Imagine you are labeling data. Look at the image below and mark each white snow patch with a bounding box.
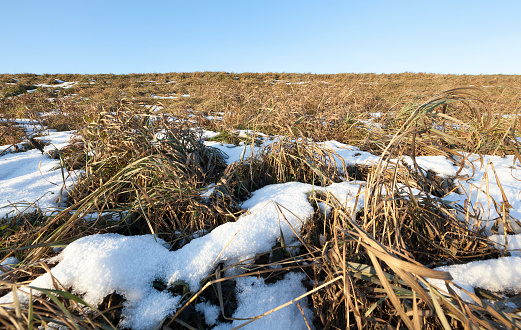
[0,234,177,330]
[443,154,521,232]
[195,301,220,326]
[200,183,216,198]
[213,272,314,329]
[150,94,177,99]
[402,155,459,178]
[0,130,76,218]
[489,234,521,257]
[201,130,221,139]
[0,257,20,276]
[428,257,521,302]
[321,140,380,167]
[204,141,259,164]
[35,81,77,89]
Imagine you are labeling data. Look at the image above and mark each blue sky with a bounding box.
[2,0,521,74]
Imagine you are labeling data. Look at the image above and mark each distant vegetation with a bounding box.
[2,72,520,153]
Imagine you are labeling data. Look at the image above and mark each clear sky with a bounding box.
[2,0,521,75]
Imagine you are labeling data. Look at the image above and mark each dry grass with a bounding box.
[216,135,347,201]
[0,278,118,329]
[1,72,521,329]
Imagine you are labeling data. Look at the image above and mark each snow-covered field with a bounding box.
[1,116,521,329]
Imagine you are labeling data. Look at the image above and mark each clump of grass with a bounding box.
[0,279,117,329]
[299,89,519,329]
[357,87,521,158]
[40,97,90,132]
[217,135,346,201]
[304,191,518,329]
[0,105,241,271]
[360,88,512,262]
[0,121,25,147]
[309,187,500,268]
[56,107,237,243]
[1,85,28,98]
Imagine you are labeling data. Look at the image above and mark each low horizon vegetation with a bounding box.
[0,72,520,329]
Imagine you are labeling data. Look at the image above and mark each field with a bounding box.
[0,72,521,329]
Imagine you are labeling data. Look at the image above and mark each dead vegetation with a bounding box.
[1,72,521,329]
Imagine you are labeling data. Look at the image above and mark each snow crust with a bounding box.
[324,140,521,232]
[149,94,177,99]
[22,234,177,330]
[205,140,260,164]
[0,257,20,276]
[440,154,521,232]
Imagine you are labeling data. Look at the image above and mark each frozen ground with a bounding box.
[1,119,521,329]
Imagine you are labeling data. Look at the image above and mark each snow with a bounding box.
[324,139,521,232]
[149,94,177,99]
[322,140,380,166]
[165,181,362,290]
[402,155,459,178]
[0,234,179,330]
[502,113,521,119]
[35,81,77,89]
[142,104,163,112]
[200,183,216,198]
[2,117,521,328]
[443,154,521,232]
[0,118,45,136]
[213,272,313,329]
[201,129,221,139]
[195,301,220,326]
[0,129,76,218]
[205,115,223,120]
[427,256,521,302]
[205,140,260,164]
[489,234,521,256]
[0,257,20,277]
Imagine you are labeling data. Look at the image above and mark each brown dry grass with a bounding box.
[1,72,521,329]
